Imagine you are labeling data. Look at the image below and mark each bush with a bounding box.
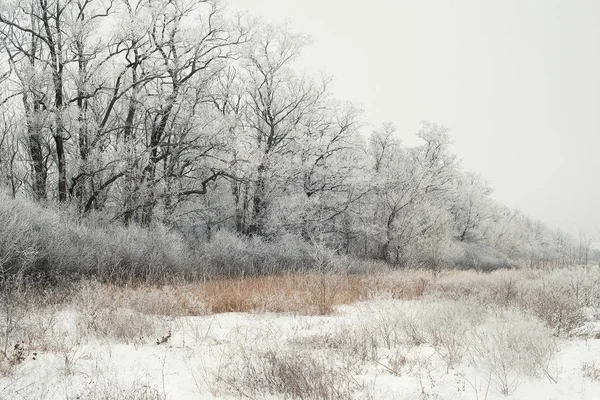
[219,345,368,399]
[198,230,317,276]
[0,194,193,282]
[466,309,556,396]
[519,274,586,337]
[0,205,38,275]
[73,281,161,343]
[76,380,165,400]
[456,242,514,270]
[296,322,380,363]
[430,269,530,307]
[582,361,600,381]
[420,300,484,370]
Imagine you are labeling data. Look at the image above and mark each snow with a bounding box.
[1,300,600,400]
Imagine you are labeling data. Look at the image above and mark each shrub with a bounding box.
[0,277,71,376]
[0,205,38,275]
[428,269,531,306]
[456,242,514,270]
[297,322,380,363]
[198,230,317,277]
[73,281,160,343]
[0,193,193,283]
[582,361,600,381]
[218,345,369,399]
[76,380,165,400]
[77,307,158,343]
[466,309,556,396]
[519,277,586,337]
[420,300,484,370]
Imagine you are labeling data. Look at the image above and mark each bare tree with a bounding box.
[235,25,326,235]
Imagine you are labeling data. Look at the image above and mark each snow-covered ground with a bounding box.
[1,294,600,400]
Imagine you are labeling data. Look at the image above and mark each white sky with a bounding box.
[227,0,600,243]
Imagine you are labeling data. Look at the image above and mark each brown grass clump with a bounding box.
[192,270,440,315]
[88,269,437,317]
[193,274,362,315]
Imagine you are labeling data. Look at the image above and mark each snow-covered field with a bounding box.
[1,267,600,400]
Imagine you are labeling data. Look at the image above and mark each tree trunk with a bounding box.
[248,164,266,236]
[55,133,67,202]
[24,95,47,201]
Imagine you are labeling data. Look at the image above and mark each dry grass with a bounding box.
[217,344,371,399]
[65,267,591,320]
[196,274,361,315]
[3,265,591,352]
[100,270,437,316]
[582,361,600,381]
[75,379,166,400]
[0,266,590,399]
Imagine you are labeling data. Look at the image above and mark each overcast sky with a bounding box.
[228,0,600,243]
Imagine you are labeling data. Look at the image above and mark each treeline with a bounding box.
[0,0,579,272]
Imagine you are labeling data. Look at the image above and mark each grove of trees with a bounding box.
[0,0,580,270]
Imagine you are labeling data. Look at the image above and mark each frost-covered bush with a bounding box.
[198,230,339,277]
[368,299,486,369]
[73,280,161,343]
[0,203,38,275]
[298,322,380,363]
[456,242,514,270]
[582,361,600,382]
[416,300,485,369]
[429,269,533,306]
[77,307,158,343]
[466,309,556,396]
[430,267,588,337]
[76,380,165,400]
[368,305,407,350]
[0,194,193,282]
[544,266,600,308]
[219,345,368,399]
[519,282,585,337]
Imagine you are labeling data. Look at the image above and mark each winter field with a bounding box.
[0,266,599,400]
[1,0,599,398]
